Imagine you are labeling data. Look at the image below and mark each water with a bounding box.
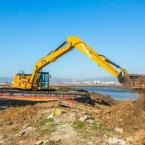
[70,86,138,100]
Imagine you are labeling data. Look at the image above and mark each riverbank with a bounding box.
[0,90,145,145]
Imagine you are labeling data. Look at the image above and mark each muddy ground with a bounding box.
[0,89,145,145]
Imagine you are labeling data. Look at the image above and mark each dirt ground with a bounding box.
[0,92,145,145]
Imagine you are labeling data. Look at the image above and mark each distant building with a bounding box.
[93,80,101,84]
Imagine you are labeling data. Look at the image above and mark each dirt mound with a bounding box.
[0,106,39,126]
[136,93,145,111]
[100,98,145,136]
[90,92,116,106]
[0,102,57,126]
[116,75,145,138]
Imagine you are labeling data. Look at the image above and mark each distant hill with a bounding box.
[50,76,118,83]
[0,77,12,83]
[79,77,118,82]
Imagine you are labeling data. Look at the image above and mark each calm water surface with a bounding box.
[70,86,138,100]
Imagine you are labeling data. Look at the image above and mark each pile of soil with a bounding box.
[99,93,145,137]
[89,92,116,106]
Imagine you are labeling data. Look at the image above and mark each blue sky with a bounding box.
[0,0,145,79]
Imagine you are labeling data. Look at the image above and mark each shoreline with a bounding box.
[50,84,123,88]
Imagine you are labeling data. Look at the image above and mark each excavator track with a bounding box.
[0,87,93,104]
[0,88,89,96]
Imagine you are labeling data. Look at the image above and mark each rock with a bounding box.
[126,138,134,144]
[47,109,62,119]
[86,119,94,124]
[88,141,94,145]
[19,141,25,144]
[107,137,126,145]
[0,141,4,144]
[0,135,6,140]
[115,127,124,134]
[52,109,62,116]
[34,140,49,145]
[79,114,91,122]
[16,126,35,137]
[50,125,78,144]
[16,130,25,136]
[47,113,55,119]
[118,119,123,122]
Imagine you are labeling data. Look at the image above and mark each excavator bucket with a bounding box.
[120,74,145,92]
[129,74,145,91]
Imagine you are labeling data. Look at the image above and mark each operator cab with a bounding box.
[37,72,50,89]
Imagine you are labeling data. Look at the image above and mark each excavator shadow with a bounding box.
[0,95,114,111]
[0,99,46,110]
[75,94,113,107]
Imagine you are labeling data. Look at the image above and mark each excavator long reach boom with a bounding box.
[12,36,145,91]
[30,36,126,84]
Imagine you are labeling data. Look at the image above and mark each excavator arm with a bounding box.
[29,41,73,85]
[30,36,127,87]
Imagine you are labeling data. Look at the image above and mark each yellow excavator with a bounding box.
[12,36,145,92]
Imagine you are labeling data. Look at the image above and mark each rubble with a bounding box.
[107,137,127,145]
[16,126,35,137]
[79,114,91,122]
[34,140,49,145]
[115,127,124,134]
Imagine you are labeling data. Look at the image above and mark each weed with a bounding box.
[37,140,60,145]
[73,121,86,130]
[40,118,54,126]
[142,136,145,144]
[35,117,57,135]
[90,123,111,135]
[13,127,21,133]
[45,140,60,145]
[73,120,113,138]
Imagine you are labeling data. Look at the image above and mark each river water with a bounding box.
[70,86,138,100]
